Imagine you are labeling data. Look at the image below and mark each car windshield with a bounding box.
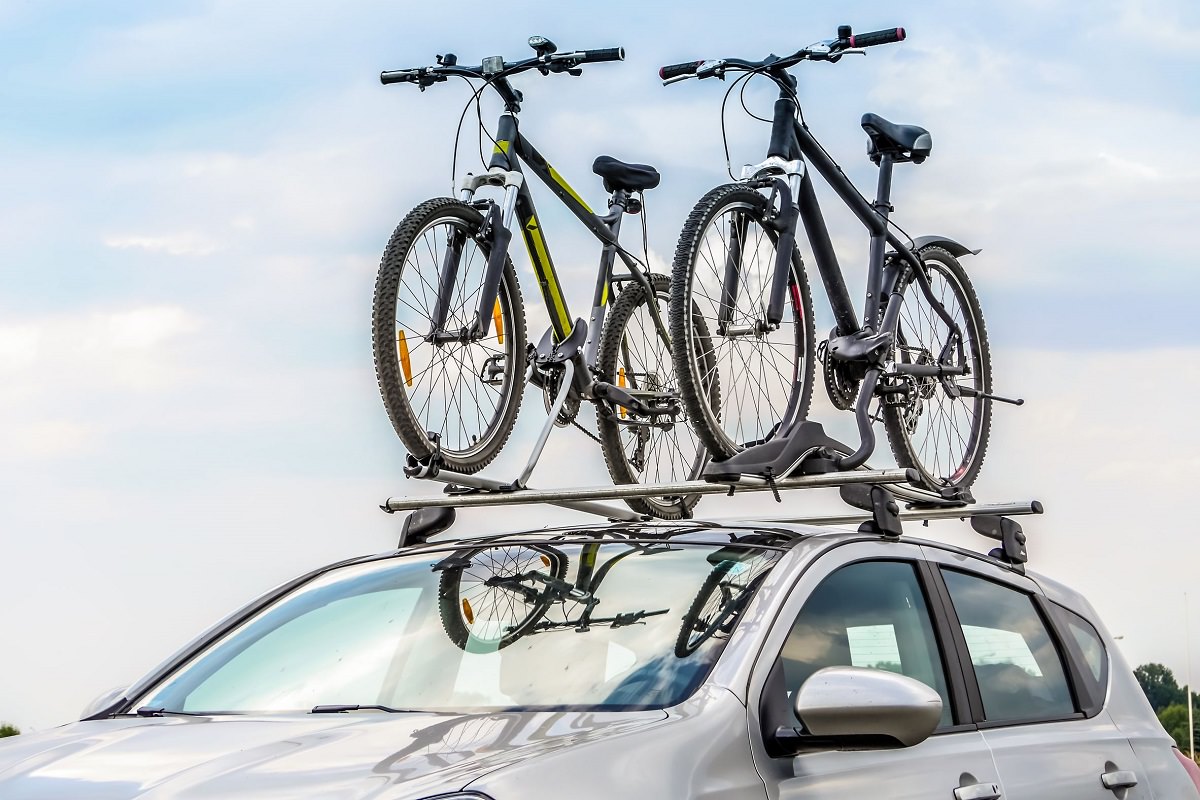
[136,539,780,714]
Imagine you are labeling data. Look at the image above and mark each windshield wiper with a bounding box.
[310,704,416,714]
[134,706,209,718]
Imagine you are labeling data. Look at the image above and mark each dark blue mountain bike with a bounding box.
[661,26,1020,499]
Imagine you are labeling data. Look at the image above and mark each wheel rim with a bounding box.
[445,546,558,650]
[893,259,986,484]
[615,287,705,497]
[392,215,518,458]
[685,200,806,453]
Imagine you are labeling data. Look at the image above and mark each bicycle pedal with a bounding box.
[593,381,652,416]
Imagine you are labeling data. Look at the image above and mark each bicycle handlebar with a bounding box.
[381,45,624,87]
[659,24,904,85]
[659,60,703,80]
[581,47,625,63]
[849,27,905,48]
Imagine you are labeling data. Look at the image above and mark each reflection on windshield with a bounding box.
[137,540,780,714]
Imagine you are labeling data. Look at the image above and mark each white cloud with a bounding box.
[103,233,220,257]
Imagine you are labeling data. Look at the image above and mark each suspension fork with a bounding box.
[469,184,520,340]
[717,167,805,334]
[718,212,749,334]
[765,176,801,327]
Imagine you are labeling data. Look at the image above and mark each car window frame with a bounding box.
[1045,601,1109,717]
[745,540,978,755]
[927,561,1089,729]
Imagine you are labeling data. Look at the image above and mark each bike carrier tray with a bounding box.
[383,465,922,521]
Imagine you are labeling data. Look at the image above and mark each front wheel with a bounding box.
[437,545,568,652]
[371,198,527,474]
[669,184,817,460]
[882,246,992,491]
[596,274,707,520]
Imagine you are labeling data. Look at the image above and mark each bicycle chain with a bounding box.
[571,416,603,445]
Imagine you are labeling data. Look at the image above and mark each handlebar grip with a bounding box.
[380,70,415,85]
[848,27,906,48]
[659,60,702,80]
[582,47,625,63]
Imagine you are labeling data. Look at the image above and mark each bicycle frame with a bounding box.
[725,81,967,466]
[442,112,666,366]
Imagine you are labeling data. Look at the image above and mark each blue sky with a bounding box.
[1,0,1198,731]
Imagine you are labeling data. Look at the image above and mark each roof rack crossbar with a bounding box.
[744,500,1043,528]
[383,467,918,517]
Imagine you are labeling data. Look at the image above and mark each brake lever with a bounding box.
[695,59,726,80]
[662,74,694,86]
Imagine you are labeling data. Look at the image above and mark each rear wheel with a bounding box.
[882,246,992,491]
[372,198,527,474]
[597,274,707,520]
[669,184,816,460]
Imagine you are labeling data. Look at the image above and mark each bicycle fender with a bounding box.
[911,235,980,258]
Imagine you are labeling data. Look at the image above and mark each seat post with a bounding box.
[873,153,895,220]
[863,152,895,329]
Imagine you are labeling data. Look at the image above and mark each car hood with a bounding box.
[0,709,668,799]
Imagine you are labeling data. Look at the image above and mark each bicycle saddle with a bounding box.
[861,113,932,164]
[592,155,661,193]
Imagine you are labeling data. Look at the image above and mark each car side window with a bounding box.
[941,569,1075,723]
[1050,603,1109,711]
[778,560,952,727]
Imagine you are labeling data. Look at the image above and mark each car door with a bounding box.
[746,541,1004,800]
[923,546,1152,800]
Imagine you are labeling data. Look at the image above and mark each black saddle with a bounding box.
[861,113,932,164]
[592,155,660,193]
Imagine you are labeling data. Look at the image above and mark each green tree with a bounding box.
[1135,663,1187,712]
[0,724,18,738]
[1158,704,1197,752]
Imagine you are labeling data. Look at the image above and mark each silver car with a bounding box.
[2,522,1197,799]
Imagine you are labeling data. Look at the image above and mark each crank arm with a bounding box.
[892,362,967,377]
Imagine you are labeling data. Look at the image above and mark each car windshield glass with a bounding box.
[136,539,779,714]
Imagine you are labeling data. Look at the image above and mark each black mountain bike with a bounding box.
[661,26,1019,498]
[372,38,708,519]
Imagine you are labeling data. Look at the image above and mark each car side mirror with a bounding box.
[783,666,942,750]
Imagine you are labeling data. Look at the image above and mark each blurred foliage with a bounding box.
[1136,662,1190,711]
[0,724,18,738]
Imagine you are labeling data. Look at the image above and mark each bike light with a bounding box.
[397,329,413,387]
[527,35,556,56]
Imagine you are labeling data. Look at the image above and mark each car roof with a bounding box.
[388,518,1090,613]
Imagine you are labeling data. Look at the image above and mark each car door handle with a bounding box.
[954,783,1002,800]
[1101,770,1138,790]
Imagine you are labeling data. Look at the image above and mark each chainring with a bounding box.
[819,336,861,411]
[541,367,581,427]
